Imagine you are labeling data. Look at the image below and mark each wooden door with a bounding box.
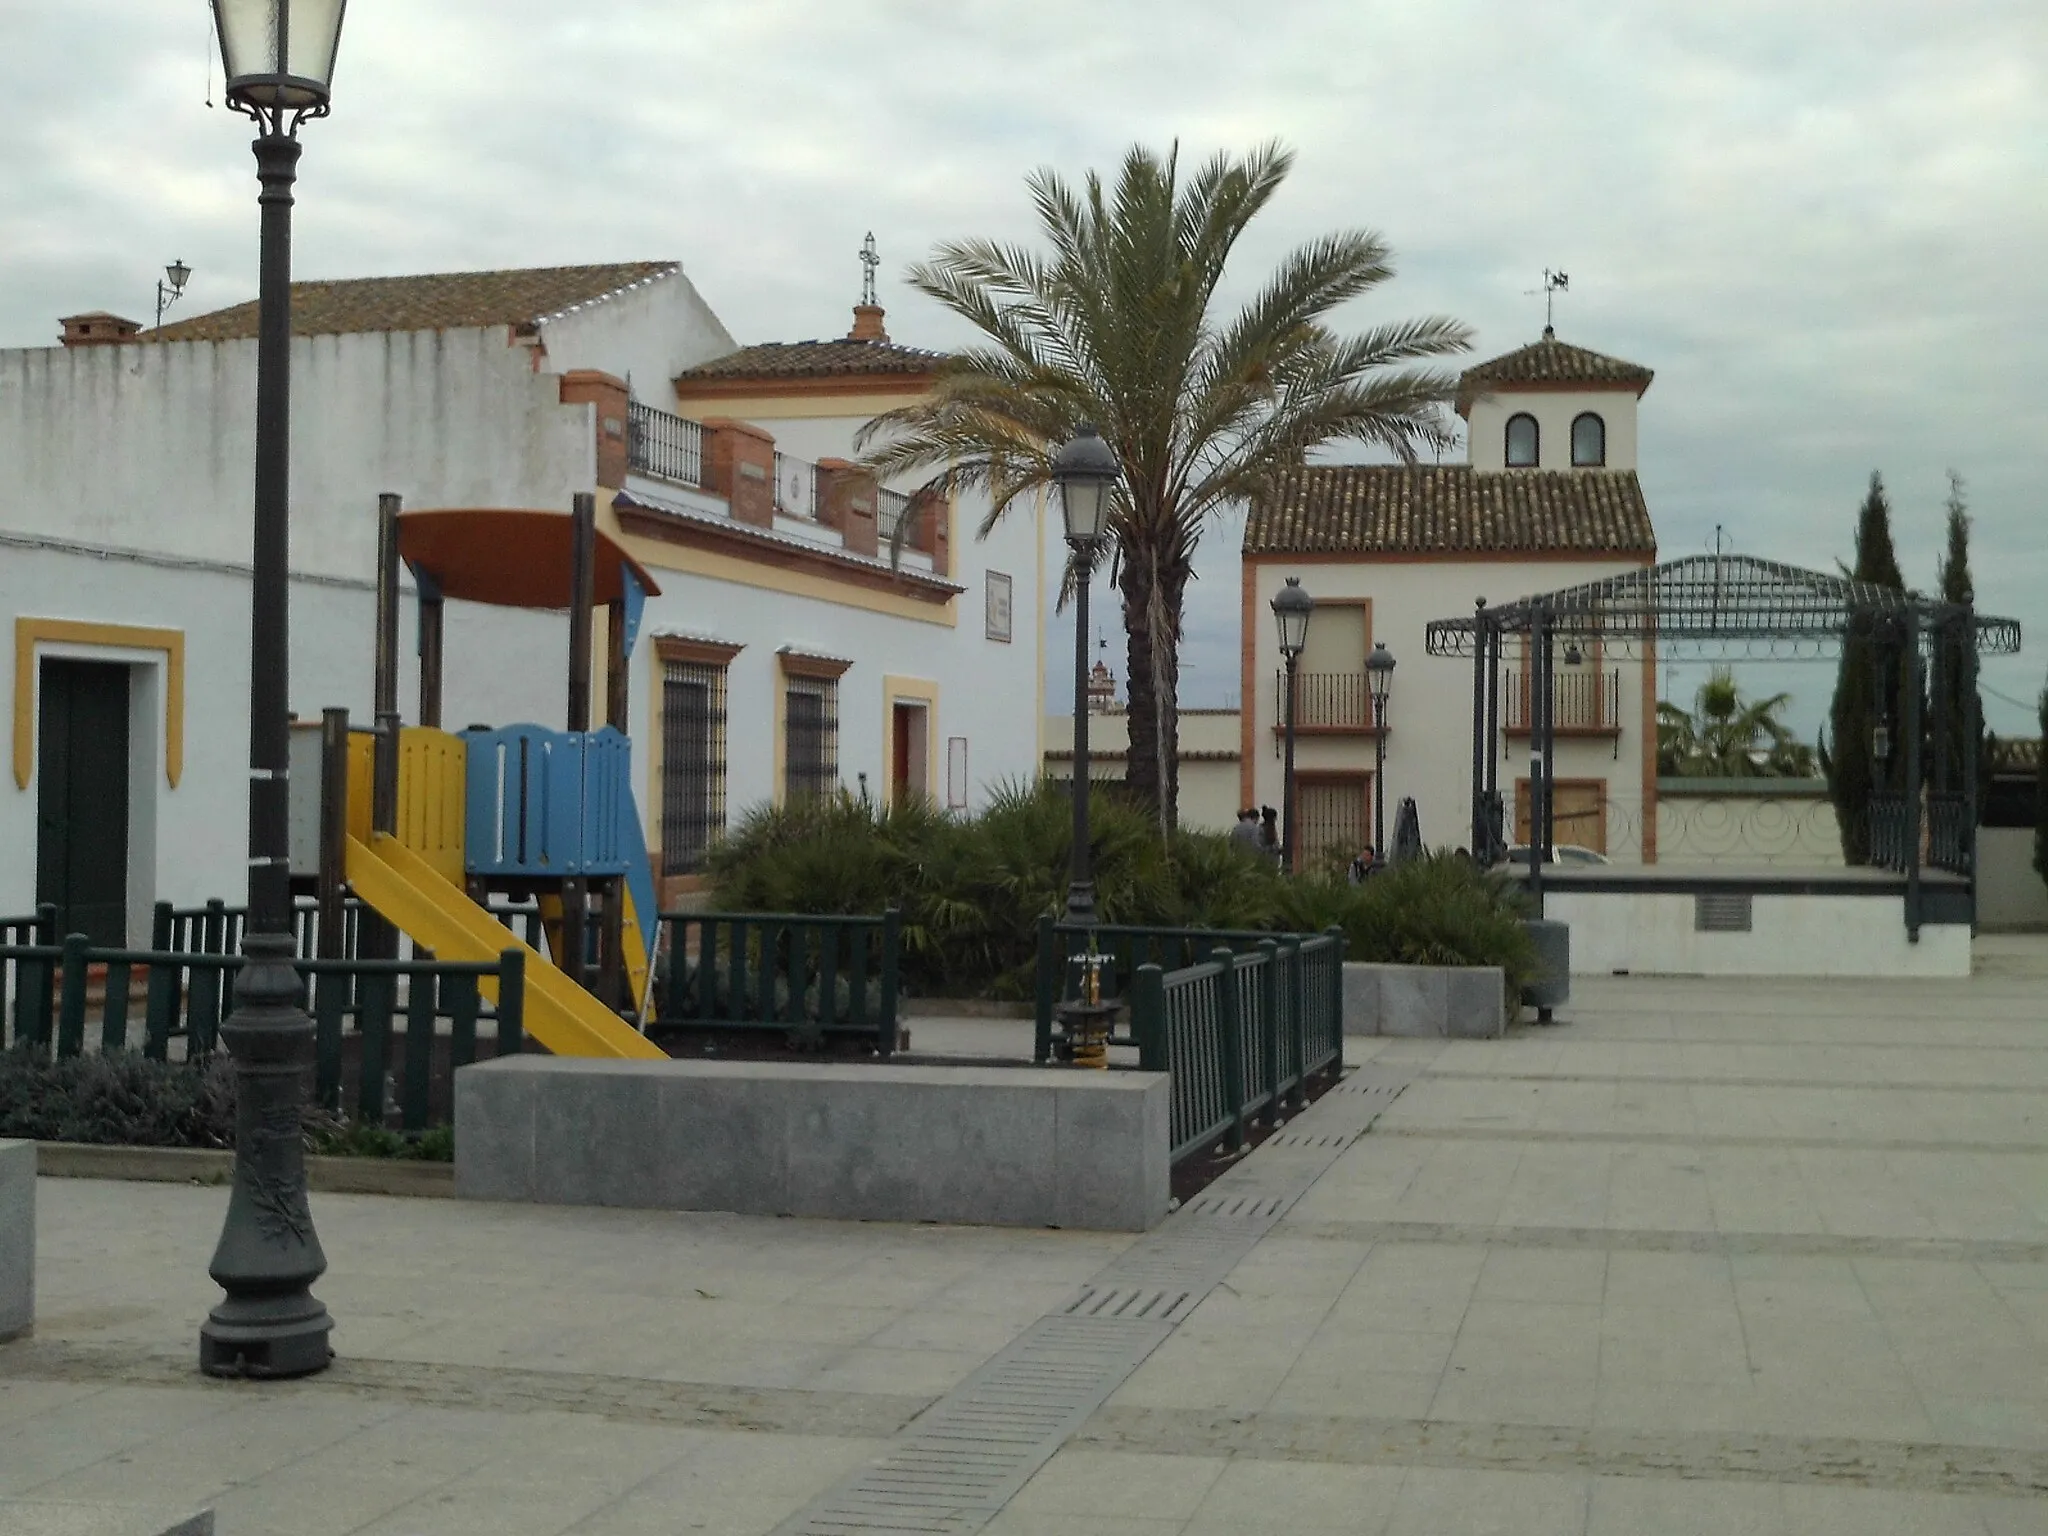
[37,659,131,944]
[1295,774,1370,872]
[1514,778,1607,853]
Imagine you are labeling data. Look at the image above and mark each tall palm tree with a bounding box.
[857,142,1469,831]
[1658,669,1816,777]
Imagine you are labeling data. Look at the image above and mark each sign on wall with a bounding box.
[984,571,1013,643]
[947,737,969,809]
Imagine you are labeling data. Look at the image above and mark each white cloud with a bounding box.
[3,0,2041,729]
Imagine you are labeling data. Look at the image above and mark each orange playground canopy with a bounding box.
[396,507,660,610]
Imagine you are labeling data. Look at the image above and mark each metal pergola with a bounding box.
[1425,554,2023,937]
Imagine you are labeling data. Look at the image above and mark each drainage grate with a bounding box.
[1695,890,1754,932]
[773,1062,1421,1533]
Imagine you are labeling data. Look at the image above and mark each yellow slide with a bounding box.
[537,893,653,1021]
[344,833,665,1060]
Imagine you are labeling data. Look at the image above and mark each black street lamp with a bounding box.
[156,259,193,328]
[1367,641,1396,857]
[1271,578,1314,870]
[198,0,347,1381]
[1053,422,1120,924]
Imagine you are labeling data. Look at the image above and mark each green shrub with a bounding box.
[0,1045,236,1148]
[706,788,1533,996]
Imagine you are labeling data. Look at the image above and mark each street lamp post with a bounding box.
[156,259,193,328]
[199,0,347,1381]
[1053,423,1120,924]
[1367,641,1396,857]
[1271,578,1313,870]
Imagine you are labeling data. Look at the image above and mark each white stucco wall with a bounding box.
[0,540,563,931]
[539,269,736,398]
[1654,787,1843,866]
[0,327,601,584]
[1467,388,1641,472]
[1551,890,1971,978]
[1244,556,1654,861]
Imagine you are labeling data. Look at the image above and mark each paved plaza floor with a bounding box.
[5,938,2048,1533]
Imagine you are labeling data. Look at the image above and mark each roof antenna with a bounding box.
[1523,269,1569,338]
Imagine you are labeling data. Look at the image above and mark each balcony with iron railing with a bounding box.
[774,451,822,522]
[1271,671,1384,735]
[1502,667,1623,735]
[626,400,704,488]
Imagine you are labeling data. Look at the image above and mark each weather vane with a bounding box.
[859,232,879,308]
[1526,268,1569,335]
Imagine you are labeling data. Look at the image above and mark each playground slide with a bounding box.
[344,833,665,1060]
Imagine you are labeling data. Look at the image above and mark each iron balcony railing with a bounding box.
[877,488,913,545]
[626,401,705,488]
[1272,671,1380,731]
[1503,666,1622,732]
[774,452,821,521]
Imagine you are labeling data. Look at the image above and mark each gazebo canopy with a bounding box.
[1426,553,2021,661]
[396,508,660,610]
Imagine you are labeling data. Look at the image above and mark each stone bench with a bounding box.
[1341,963,1507,1039]
[0,1140,31,1343]
[455,1057,1169,1232]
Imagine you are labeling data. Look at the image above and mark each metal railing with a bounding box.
[1503,667,1621,731]
[878,488,913,546]
[653,909,900,1054]
[1125,933,1345,1164]
[1928,793,1972,874]
[3,939,525,1130]
[1273,671,1379,731]
[774,452,821,521]
[626,401,706,488]
[1868,794,1910,871]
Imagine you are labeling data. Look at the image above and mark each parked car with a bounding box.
[1500,843,1610,867]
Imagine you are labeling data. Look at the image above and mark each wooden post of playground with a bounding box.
[317,709,349,962]
[600,598,629,1009]
[561,493,595,997]
[369,493,403,960]
[417,572,444,730]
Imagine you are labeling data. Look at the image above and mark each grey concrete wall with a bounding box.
[1342,964,1507,1039]
[0,1139,32,1342]
[1979,828,2048,931]
[455,1058,1170,1232]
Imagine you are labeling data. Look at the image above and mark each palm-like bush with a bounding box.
[706,794,1531,997]
[1658,668,1815,777]
[859,142,1469,830]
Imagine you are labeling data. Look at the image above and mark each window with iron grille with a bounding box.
[661,661,727,874]
[784,675,839,804]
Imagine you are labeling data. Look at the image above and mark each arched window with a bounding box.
[1571,412,1606,467]
[1505,413,1539,468]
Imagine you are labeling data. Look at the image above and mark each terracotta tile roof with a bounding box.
[1456,331,1654,414]
[1243,465,1657,557]
[143,262,679,342]
[676,338,944,382]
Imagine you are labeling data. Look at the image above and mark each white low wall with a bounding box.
[1979,828,2048,931]
[1550,890,1971,978]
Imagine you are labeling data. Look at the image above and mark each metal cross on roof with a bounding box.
[859,232,879,307]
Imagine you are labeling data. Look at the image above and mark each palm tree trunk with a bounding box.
[1119,550,1186,834]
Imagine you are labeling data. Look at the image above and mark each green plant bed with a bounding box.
[706,783,1537,997]
[0,1044,451,1159]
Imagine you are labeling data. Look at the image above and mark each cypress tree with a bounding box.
[1935,471,1985,797]
[1827,472,1907,862]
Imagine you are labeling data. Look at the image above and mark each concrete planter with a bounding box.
[456,1056,1170,1232]
[1,1140,32,1342]
[1342,963,1507,1039]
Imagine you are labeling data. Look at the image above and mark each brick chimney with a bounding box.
[60,312,144,347]
[847,303,889,344]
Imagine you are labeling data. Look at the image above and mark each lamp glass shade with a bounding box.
[213,0,347,110]
[165,260,192,293]
[1872,724,1891,761]
[1271,577,1313,657]
[1052,422,1120,546]
[1367,641,1397,702]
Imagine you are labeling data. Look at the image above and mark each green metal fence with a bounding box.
[1033,916,1309,1062]
[654,909,900,1054]
[1,937,525,1130]
[1126,932,1346,1165]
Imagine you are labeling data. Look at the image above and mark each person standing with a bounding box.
[1348,844,1377,884]
[1230,807,1264,855]
[1260,805,1282,868]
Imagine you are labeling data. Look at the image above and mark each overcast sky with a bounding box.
[3,0,2042,734]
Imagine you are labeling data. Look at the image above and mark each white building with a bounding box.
[1239,329,1660,867]
[0,262,1045,937]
